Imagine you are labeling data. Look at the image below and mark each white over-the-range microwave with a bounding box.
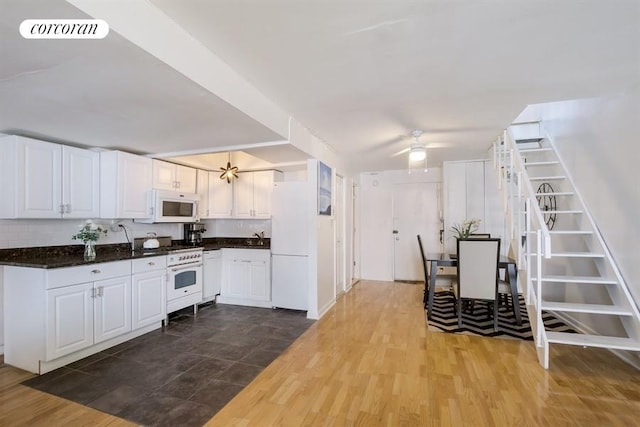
[136,189,199,223]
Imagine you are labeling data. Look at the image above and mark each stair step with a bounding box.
[542,301,632,315]
[541,210,583,214]
[530,176,566,181]
[524,161,559,166]
[515,138,544,144]
[520,148,553,153]
[534,275,616,284]
[535,192,574,196]
[546,332,640,351]
[531,252,605,258]
[549,230,593,235]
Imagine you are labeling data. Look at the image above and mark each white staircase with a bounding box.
[493,122,640,369]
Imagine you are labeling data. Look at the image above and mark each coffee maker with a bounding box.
[183,223,206,246]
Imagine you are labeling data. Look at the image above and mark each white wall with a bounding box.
[202,219,271,238]
[517,85,640,307]
[359,168,442,281]
[306,159,336,319]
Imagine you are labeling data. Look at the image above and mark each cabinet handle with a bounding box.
[91,269,101,274]
[65,204,71,213]
[147,261,155,266]
[59,204,65,214]
[97,286,103,297]
[91,288,96,298]
[171,263,202,272]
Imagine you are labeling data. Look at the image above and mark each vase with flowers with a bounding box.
[72,220,108,260]
[450,218,481,239]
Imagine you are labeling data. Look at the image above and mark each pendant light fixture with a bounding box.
[219,152,239,183]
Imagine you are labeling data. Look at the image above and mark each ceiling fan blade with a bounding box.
[391,147,410,157]
[425,142,455,149]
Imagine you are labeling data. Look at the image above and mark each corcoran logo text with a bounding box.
[20,19,109,39]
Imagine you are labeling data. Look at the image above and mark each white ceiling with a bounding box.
[2,0,639,172]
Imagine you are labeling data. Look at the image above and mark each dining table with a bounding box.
[425,252,522,325]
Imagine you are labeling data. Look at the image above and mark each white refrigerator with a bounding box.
[271,181,309,310]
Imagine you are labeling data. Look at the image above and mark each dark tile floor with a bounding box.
[22,303,315,427]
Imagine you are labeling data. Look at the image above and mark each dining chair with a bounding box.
[417,235,429,305]
[454,237,502,331]
[467,233,491,239]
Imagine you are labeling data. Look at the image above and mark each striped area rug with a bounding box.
[426,290,575,340]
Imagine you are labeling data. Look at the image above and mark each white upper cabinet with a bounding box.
[443,160,504,254]
[100,151,152,219]
[233,172,254,218]
[152,159,197,193]
[233,171,281,218]
[0,135,99,218]
[196,169,210,218]
[62,145,100,218]
[208,171,233,217]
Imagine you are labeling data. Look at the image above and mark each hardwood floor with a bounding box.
[2,280,639,426]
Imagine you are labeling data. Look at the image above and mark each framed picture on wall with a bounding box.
[318,161,332,215]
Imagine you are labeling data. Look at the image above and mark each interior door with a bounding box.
[392,182,440,281]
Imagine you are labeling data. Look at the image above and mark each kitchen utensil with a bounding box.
[143,232,160,249]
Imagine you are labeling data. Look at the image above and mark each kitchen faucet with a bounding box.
[253,231,265,244]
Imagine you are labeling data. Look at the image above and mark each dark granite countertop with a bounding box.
[201,237,270,251]
[0,237,270,269]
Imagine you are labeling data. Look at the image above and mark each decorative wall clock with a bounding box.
[536,182,557,230]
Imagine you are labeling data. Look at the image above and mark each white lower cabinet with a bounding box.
[4,257,167,374]
[45,282,94,360]
[132,257,167,330]
[219,249,271,308]
[46,276,132,360]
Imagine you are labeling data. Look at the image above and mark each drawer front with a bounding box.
[221,248,270,262]
[132,255,167,274]
[46,260,131,289]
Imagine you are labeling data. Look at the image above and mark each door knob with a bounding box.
[392,230,398,234]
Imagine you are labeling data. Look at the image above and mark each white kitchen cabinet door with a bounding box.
[252,171,274,218]
[62,145,99,218]
[220,249,271,304]
[222,259,248,298]
[203,250,222,301]
[0,136,99,219]
[152,160,197,193]
[17,138,62,218]
[101,151,152,219]
[132,271,166,330]
[248,259,270,301]
[152,159,176,191]
[233,173,254,217]
[46,282,94,360]
[196,169,210,218]
[176,164,197,193]
[94,276,132,344]
[209,172,233,217]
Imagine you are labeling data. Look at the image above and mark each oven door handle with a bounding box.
[171,263,203,272]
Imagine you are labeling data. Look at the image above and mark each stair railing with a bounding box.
[494,127,553,348]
